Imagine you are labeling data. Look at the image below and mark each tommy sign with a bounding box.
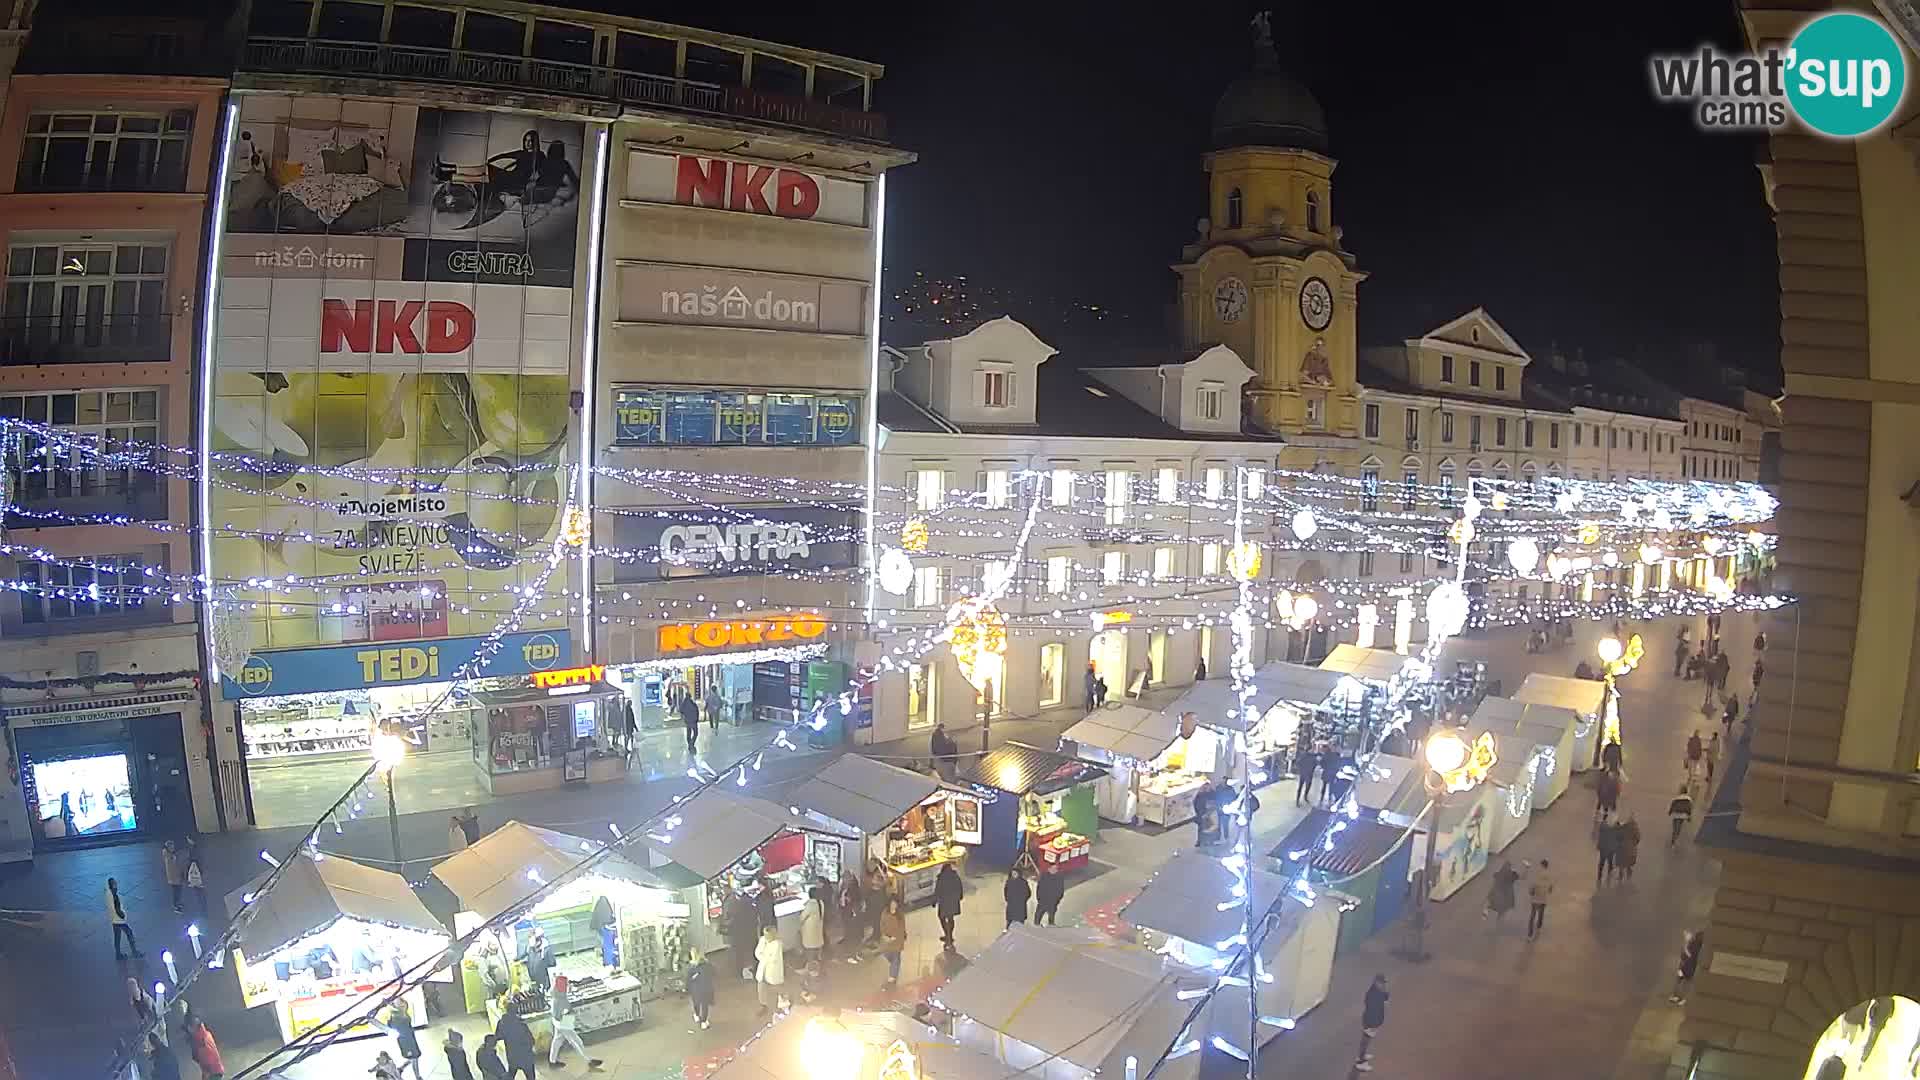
[625,150,869,227]
[618,264,866,334]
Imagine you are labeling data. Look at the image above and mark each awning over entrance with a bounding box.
[226,852,444,959]
[431,821,674,921]
[1155,662,1353,732]
[953,742,1107,797]
[788,754,940,835]
[639,786,858,880]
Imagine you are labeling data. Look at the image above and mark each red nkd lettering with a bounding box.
[727,162,776,214]
[320,299,475,354]
[671,155,823,221]
[774,169,821,219]
[674,155,727,208]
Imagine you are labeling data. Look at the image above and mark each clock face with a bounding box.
[1299,277,1334,331]
[1213,277,1248,324]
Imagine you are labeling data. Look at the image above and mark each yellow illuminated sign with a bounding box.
[354,645,441,684]
[532,664,607,689]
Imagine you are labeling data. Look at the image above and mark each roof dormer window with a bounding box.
[1196,381,1225,421]
[979,363,1012,408]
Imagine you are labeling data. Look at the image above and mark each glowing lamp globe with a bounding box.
[1638,543,1663,565]
[1597,637,1624,664]
[1425,729,1469,776]
[1601,550,1619,567]
[876,547,914,596]
[1462,494,1483,521]
[371,732,407,771]
[1489,491,1509,512]
[1293,596,1319,623]
[1426,582,1469,641]
[1702,536,1724,556]
[1290,508,1317,541]
[1507,536,1540,574]
[1652,508,1673,531]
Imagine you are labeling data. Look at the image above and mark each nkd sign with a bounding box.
[618,264,866,335]
[625,150,869,227]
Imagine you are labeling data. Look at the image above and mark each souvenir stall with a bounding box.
[787,754,966,908]
[1147,662,1358,796]
[432,821,692,1037]
[1270,809,1414,955]
[635,786,860,962]
[1059,706,1222,827]
[952,744,1106,870]
[1465,697,1578,809]
[708,1006,1004,1080]
[1512,673,1608,772]
[224,852,451,1043]
[470,680,630,795]
[1121,849,1338,1025]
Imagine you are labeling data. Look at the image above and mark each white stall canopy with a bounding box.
[1318,645,1413,683]
[1062,704,1181,762]
[789,754,941,835]
[637,786,859,880]
[431,821,674,922]
[708,1006,1004,1080]
[227,851,445,960]
[1350,753,1429,827]
[1512,673,1608,770]
[1466,697,1577,808]
[1121,848,1289,951]
[1254,661,1356,708]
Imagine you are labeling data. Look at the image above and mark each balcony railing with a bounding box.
[14,162,190,195]
[241,37,888,143]
[0,315,174,366]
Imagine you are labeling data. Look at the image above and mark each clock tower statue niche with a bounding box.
[1173,12,1365,459]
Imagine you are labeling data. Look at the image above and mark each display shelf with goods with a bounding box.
[952,742,1106,868]
[787,754,965,908]
[224,852,452,1044]
[470,682,628,795]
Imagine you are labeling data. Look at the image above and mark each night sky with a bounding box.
[650,2,1779,377]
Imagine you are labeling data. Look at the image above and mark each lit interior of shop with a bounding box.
[30,752,137,837]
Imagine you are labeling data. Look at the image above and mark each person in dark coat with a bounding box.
[620,697,637,756]
[147,1035,184,1080]
[1034,867,1066,925]
[384,998,424,1080]
[1670,931,1705,1004]
[686,947,716,1030]
[443,1031,475,1080]
[725,891,760,978]
[1596,819,1622,885]
[1601,739,1624,774]
[934,863,963,945]
[1003,870,1031,928]
[1194,656,1207,681]
[679,692,700,755]
[929,724,958,782]
[1595,768,1621,821]
[494,1010,537,1080]
[1083,665,1099,709]
[1355,974,1390,1071]
[1294,745,1319,807]
[1483,860,1519,922]
[591,894,618,967]
[1192,779,1218,847]
[474,1034,507,1080]
[522,927,552,991]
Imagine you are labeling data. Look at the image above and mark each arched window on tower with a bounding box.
[1226,188,1243,229]
[1306,190,1322,232]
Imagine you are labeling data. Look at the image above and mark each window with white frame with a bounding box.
[1438,467,1455,497]
[1156,466,1179,503]
[1152,546,1173,580]
[1304,394,1324,428]
[1204,466,1225,500]
[982,468,1011,510]
[1361,467,1380,511]
[1405,409,1419,444]
[915,468,945,511]
[1038,643,1065,707]
[1440,355,1455,383]
[1201,542,1222,576]
[913,565,944,607]
[2,388,161,502]
[1495,417,1508,446]
[1196,382,1224,421]
[1402,469,1418,510]
[18,551,152,624]
[5,241,171,350]
[1243,468,1265,500]
[1046,554,1071,594]
[1102,550,1125,585]
[1049,468,1074,506]
[980,366,1011,408]
[1104,469,1131,525]
[1441,412,1455,443]
[1469,414,1482,447]
[17,109,194,192]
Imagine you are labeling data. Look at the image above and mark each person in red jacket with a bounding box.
[186,1015,224,1080]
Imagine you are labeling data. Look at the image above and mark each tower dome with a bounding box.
[1210,13,1328,153]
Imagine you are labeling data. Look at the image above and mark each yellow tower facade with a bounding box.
[1173,16,1366,471]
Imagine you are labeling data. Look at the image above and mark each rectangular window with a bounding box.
[1049,468,1074,506]
[1405,409,1419,444]
[17,109,193,192]
[1361,468,1379,512]
[1364,403,1380,439]
[1441,412,1454,444]
[1440,355,1455,383]
[1046,554,1071,595]
[2,389,161,507]
[1304,395,1324,428]
[1495,366,1507,391]
[983,468,1011,510]
[18,552,151,624]
[1102,551,1125,585]
[1038,644,1064,708]
[1358,551,1375,577]
[915,469,945,511]
[1156,466,1179,503]
[5,242,172,363]
[1439,471,1454,498]
[1550,423,1560,450]
[906,662,935,732]
[1469,415,1482,447]
[1196,384,1223,421]
[1153,546,1173,580]
[1243,468,1265,500]
[1469,360,1482,387]
[1592,424,1600,445]
[1398,550,1414,574]
[1609,428,1617,449]
[1204,467,1225,501]
[1201,543,1222,576]
[1402,470,1418,510]
[1523,419,1534,448]
[914,565,944,607]
[1104,469,1131,525]
[611,387,860,447]
[981,369,1009,408]
[1495,417,1508,447]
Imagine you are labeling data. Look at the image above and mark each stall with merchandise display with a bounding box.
[788,754,972,908]
[224,852,451,1043]
[1061,706,1222,827]
[1351,751,1498,902]
[953,743,1106,869]
[1270,809,1415,955]
[1511,673,1608,772]
[433,821,692,1038]
[471,680,630,794]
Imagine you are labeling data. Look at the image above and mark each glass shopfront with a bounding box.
[7,691,196,851]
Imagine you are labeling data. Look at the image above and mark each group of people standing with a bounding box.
[1291,736,1355,809]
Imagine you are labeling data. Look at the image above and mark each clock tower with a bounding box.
[1173,13,1366,461]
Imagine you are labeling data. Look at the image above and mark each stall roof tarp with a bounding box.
[1062,704,1182,761]
[1155,665,1348,733]
[708,1007,1005,1080]
[1350,753,1428,821]
[431,821,674,922]
[932,926,1201,1077]
[955,742,1108,796]
[226,852,444,959]
[1253,661,1355,707]
[1512,673,1608,716]
[642,787,859,881]
[1470,696,1581,738]
[790,754,941,835]
[1121,848,1290,948]
[1318,644,1412,682]
[1270,808,1413,878]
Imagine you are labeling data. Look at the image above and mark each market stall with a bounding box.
[1122,849,1337,1025]
[1147,662,1360,794]
[952,743,1106,869]
[1270,809,1414,955]
[1347,750,1496,902]
[1318,644,1414,684]
[1485,757,1535,854]
[1465,697,1578,809]
[708,1006,1004,1080]
[787,754,969,908]
[431,820,692,1038]
[1511,673,1608,772]
[635,786,860,963]
[224,852,451,1043]
[1060,706,1224,827]
[470,681,630,794]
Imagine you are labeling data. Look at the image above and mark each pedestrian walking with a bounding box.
[474,1034,507,1080]
[1354,974,1389,1072]
[185,1016,224,1080]
[1601,739,1624,774]
[494,1009,536,1080]
[929,723,958,783]
[1686,729,1704,766]
[1526,859,1554,941]
[679,691,700,755]
[1722,695,1740,740]
[523,926,553,990]
[1596,819,1621,884]
[1670,931,1705,1004]
[1706,612,1722,651]
[877,895,907,988]
[548,975,603,1069]
[444,1030,475,1080]
[448,814,470,854]
[1483,859,1518,922]
[1707,732,1721,783]
[1594,768,1621,821]
[1712,650,1732,692]
[837,875,866,960]
[1193,778,1219,847]
[754,924,789,1015]
[383,997,425,1080]
[1003,869,1031,927]
[147,1034,184,1080]
[934,863,963,946]
[1618,814,1642,879]
[686,947,716,1030]
[621,697,638,760]
[1094,675,1108,708]
[128,976,166,1047]
[1083,664,1098,710]
[1672,627,1691,677]
[184,853,207,915]
[1294,745,1319,806]
[106,876,143,959]
[1668,786,1695,845]
[1034,867,1065,925]
[162,841,186,913]
[1752,656,1765,695]
[1194,656,1208,682]
[704,682,724,733]
[725,889,760,978]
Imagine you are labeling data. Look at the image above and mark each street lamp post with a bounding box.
[372,728,408,877]
[1400,727,1469,963]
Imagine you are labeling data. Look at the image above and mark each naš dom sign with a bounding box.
[655,613,829,654]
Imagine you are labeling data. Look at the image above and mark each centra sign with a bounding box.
[656,613,829,654]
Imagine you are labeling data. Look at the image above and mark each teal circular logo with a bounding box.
[1786,13,1907,137]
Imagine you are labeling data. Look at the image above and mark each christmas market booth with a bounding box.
[787,754,974,908]
[225,852,451,1043]
[707,1005,1003,1080]
[1464,697,1579,809]
[1059,704,1224,827]
[1350,750,1498,903]
[1121,848,1338,1025]
[469,672,631,794]
[951,743,1106,869]
[1511,673,1608,771]
[1270,809,1415,955]
[1485,757,1537,854]
[1148,661,1363,793]
[432,821,693,1039]
[1317,645,1416,685]
[635,785,860,963]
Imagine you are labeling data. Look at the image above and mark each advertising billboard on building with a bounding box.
[623,150,869,227]
[213,97,584,667]
[617,263,867,334]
